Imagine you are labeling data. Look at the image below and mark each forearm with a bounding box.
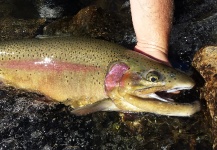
[130,0,174,62]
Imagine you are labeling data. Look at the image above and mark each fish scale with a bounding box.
[0,37,200,116]
[0,37,124,105]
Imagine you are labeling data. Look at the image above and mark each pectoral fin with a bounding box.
[71,99,119,116]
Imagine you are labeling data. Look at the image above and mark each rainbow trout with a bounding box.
[0,37,200,116]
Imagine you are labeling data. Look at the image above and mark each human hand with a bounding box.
[130,0,173,67]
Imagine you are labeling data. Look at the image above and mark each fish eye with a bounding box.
[145,71,161,82]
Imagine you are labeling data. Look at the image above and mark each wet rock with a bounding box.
[0,17,45,41]
[43,5,135,48]
[92,111,212,149]
[0,87,93,150]
[0,0,46,41]
[174,0,217,24]
[36,0,86,19]
[0,0,39,19]
[10,0,39,19]
[192,46,217,117]
[192,46,217,149]
[0,2,13,18]
[169,0,217,70]
[0,0,90,41]
[0,0,87,19]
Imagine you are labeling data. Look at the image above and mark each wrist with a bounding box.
[134,44,171,66]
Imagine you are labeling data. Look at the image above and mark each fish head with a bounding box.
[105,56,195,103]
[104,50,200,116]
[125,64,195,102]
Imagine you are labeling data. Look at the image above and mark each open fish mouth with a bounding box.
[150,87,193,102]
[154,91,177,102]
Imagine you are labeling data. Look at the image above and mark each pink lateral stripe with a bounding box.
[0,60,99,72]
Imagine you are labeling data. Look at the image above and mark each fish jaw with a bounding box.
[106,77,200,116]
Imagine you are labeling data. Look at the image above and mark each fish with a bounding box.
[0,37,200,116]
